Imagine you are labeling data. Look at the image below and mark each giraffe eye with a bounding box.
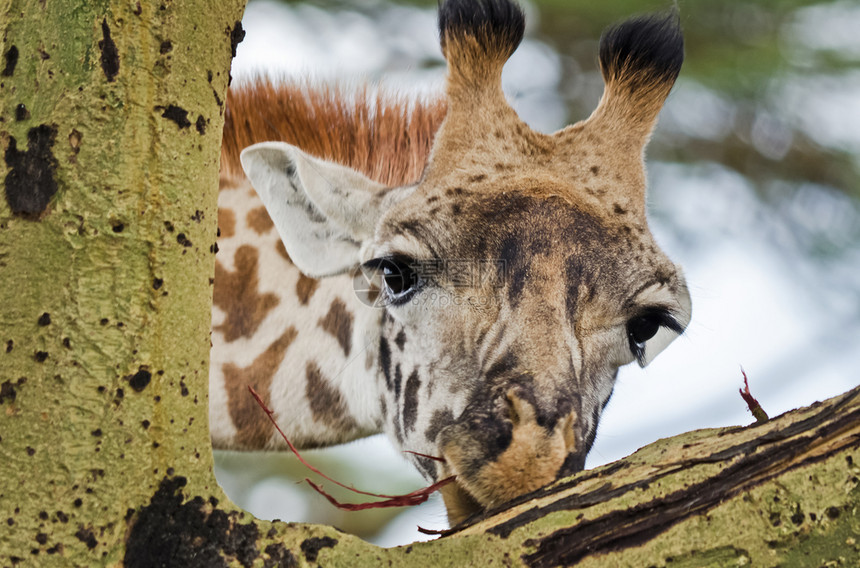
[628,313,662,345]
[627,309,684,367]
[364,256,419,305]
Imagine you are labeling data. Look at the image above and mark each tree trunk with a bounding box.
[1,1,858,566]
[0,0,251,565]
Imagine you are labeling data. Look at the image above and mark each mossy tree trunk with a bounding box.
[1,1,858,566]
[0,0,252,565]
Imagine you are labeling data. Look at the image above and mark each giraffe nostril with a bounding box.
[440,395,582,514]
[503,389,538,427]
[504,391,520,425]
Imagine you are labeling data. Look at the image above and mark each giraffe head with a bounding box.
[240,0,689,525]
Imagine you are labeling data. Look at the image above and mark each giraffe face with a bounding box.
[242,140,690,525]
[361,180,690,523]
[239,0,689,526]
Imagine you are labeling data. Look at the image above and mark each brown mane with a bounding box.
[221,79,447,187]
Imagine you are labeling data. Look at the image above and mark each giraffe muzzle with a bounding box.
[436,389,579,525]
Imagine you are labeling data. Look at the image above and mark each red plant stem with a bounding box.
[248,386,406,498]
[306,476,456,511]
[739,368,769,425]
[248,385,457,509]
[403,450,446,462]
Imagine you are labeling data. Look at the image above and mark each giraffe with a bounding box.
[211,0,691,526]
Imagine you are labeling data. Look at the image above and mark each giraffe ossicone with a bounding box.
[212,0,691,526]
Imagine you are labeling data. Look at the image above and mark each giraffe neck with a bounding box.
[209,174,384,450]
[211,81,444,451]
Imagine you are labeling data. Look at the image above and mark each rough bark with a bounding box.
[0,0,250,565]
[1,1,858,567]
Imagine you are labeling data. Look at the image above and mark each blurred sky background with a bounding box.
[215,0,860,548]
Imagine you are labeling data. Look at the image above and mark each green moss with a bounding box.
[659,546,753,567]
[0,0,245,563]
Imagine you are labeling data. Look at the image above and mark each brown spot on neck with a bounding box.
[305,362,358,433]
[219,173,242,191]
[275,240,291,263]
[223,328,298,448]
[246,206,275,235]
[318,298,354,356]
[296,273,319,305]
[213,245,279,342]
[217,208,236,239]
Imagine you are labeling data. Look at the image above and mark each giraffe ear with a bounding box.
[585,11,683,147]
[240,142,403,278]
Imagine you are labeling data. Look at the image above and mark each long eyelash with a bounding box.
[637,307,684,334]
[657,311,685,335]
[362,254,417,272]
[629,309,684,366]
[361,258,384,271]
[633,345,647,367]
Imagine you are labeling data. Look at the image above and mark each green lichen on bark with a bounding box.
[0,0,246,564]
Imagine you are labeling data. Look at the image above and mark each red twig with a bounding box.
[248,385,455,509]
[739,368,769,425]
[307,476,455,511]
[403,450,446,462]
